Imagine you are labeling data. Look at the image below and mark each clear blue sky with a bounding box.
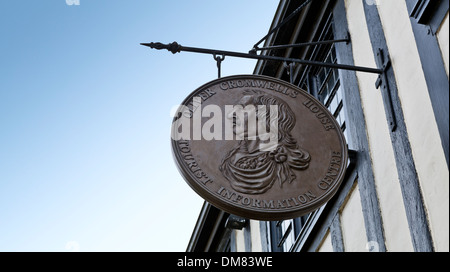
[0,1,278,251]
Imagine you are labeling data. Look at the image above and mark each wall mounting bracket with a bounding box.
[375,48,397,131]
[141,41,384,75]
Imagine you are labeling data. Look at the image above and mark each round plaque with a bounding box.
[171,75,348,220]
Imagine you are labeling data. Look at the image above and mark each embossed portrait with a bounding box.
[220,90,311,194]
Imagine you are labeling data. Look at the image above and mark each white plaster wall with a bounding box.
[436,12,449,78]
[249,220,263,252]
[317,229,333,252]
[376,1,449,252]
[344,0,413,252]
[234,229,246,252]
[340,182,367,251]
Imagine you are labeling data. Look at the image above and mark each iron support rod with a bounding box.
[254,38,350,51]
[141,42,383,74]
[252,0,313,49]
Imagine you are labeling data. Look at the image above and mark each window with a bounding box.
[316,44,348,139]
[268,14,349,252]
[409,0,449,34]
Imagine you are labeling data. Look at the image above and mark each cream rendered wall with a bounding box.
[340,183,367,251]
[436,12,449,78]
[344,0,413,251]
[249,220,263,252]
[317,230,333,252]
[376,1,449,252]
[234,229,246,252]
[233,220,263,252]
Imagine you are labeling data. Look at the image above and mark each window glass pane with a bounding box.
[329,96,338,114]
[272,17,351,253]
[327,75,334,94]
[281,220,295,251]
[318,68,325,84]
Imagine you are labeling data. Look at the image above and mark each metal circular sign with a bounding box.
[171,75,347,220]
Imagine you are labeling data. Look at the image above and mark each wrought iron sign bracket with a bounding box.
[375,48,397,132]
[225,214,248,230]
[283,62,297,84]
[251,35,350,53]
[140,41,384,75]
[213,54,225,78]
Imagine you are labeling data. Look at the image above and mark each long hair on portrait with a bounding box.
[220,90,310,194]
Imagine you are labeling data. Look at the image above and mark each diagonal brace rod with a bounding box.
[141,41,383,74]
[253,38,350,51]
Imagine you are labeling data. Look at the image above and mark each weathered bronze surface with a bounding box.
[171,75,348,220]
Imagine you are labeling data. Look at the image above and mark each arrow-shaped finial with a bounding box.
[140,42,181,54]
